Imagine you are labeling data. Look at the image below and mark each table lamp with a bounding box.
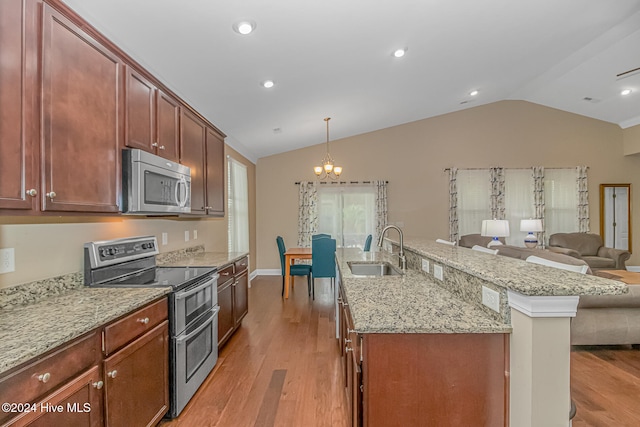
[520,219,543,248]
[481,219,510,247]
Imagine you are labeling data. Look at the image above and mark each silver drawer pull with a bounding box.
[46,191,56,199]
[159,145,165,150]
[26,189,37,197]
[221,272,230,276]
[151,142,159,147]
[92,381,104,389]
[346,347,354,353]
[36,373,51,383]
[344,338,352,345]
[107,370,117,378]
[137,317,150,325]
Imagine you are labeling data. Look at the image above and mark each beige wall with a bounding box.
[0,144,256,290]
[257,100,640,269]
[623,124,640,155]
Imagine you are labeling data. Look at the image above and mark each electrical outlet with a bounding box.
[434,264,443,281]
[184,231,190,242]
[421,259,430,273]
[162,233,168,246]
[0,248,15,274]
[193,230,198,240]
[482,286,500,312]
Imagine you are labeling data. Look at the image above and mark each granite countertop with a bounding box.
[336,249,512,334]
[0,285,170,374]
[157,250,248,269]
[395,237,628,297]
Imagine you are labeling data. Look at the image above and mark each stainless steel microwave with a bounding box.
[122,149,191,214]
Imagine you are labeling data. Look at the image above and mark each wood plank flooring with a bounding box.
[160,274,640,427]
[571,345,640,426]
[159,275,349,427]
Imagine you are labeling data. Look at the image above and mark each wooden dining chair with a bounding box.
[276,236,312,297]
[311,237,336,299]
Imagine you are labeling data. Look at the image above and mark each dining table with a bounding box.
[284,247,312,299]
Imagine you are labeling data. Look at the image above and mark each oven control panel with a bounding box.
[84,236,160,269]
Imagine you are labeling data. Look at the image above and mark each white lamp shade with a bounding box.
[520,219,543,232]
[481,220,510,237]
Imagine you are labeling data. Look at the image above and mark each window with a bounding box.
[227,157,249,253]
[504,169,535,245]
[317,185,376,249]
[544,168,578,237]
[457,169,491,237]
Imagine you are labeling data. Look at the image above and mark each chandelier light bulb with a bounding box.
[313,117,343,180]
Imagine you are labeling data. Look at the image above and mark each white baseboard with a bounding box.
[626,266,640,272]
[254,269,281,276]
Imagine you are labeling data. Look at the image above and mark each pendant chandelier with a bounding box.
[314,117,343,180]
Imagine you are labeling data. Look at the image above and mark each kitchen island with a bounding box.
[336,239,626,427]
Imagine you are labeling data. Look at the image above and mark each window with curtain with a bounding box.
[456,169,491,237]
[504,169,535,246]
[544,168,579,237]
[317,185,376,249]
[227,157,249,253]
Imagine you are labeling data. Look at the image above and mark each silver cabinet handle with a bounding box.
[46,191,56,199]
[151,142,159,147]
[205,206,213,209]
[107,370,117,378]
[159,145,165,150]
[92,381,104,389]
[137,317,150,325]
[344,338,352,345]
[348,329,356,334]
[36,373,51,383]
[26,189,37,197]
[346,347,354,353]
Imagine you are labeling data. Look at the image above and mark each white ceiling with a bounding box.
[61,0,640,162]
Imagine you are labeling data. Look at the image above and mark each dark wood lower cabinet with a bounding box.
[233,271,249,327]
[103,321,169,427]
[217,278,235,347]
[217,257,250,348]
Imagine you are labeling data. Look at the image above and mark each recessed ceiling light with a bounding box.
[262,80,274,89]
[469,90,479,96]
[393,48,407,58]
[621,89,632,96]
[232,20,256,35]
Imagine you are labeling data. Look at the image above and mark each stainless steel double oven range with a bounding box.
[84,236,218,418]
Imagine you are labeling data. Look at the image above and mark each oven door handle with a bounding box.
[174,274,219,301]
[176,306,220,345]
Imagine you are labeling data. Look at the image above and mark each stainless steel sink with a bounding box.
[348,262,403,276]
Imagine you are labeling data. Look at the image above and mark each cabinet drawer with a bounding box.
[103,298,168,355]
[217,264,234,286]
[234,257,248,274]
[0,331,100,424]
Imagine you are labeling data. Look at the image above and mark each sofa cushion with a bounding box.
[582,256,616,269]
[459,234,505,248]
[578,285,640,308]
[497,245,591,271]
[549,233,603,256]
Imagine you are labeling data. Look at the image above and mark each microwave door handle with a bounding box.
[175,178,187,207]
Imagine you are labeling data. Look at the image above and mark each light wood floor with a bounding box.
[160,275,349,427]
[571,345,640,426]
[160,275,640,427]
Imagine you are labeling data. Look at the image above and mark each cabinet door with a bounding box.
[217,278,235,348]
[180,109,206,214]
[233,271,249,326]
[0,0,37,210]
[156,90,180,162]
[41,5,121,213]
[205,128,225,216]
[104,321,169,427]
[27,366,104,427]
[125,66,155,152]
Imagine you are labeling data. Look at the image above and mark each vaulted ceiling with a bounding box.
[61,0,640,162]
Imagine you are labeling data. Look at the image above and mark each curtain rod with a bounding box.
[443,166,589,172]
[294,180,389,185]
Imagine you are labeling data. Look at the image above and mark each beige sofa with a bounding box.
[459,235,639,345]
[548,232,630,270]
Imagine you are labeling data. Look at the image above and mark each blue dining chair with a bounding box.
[311,237,337,299]
[364,234,373,252]
[276,236,312,297]
[312,233,331,240]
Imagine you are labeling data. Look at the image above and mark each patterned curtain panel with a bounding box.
[577,166,590,232]
[375,180,388,244]
[532,166,545,245]
[448,168,459,242]
[489,167,505,219]
[297,181,318,247]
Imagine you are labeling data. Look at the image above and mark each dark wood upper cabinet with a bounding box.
[156,90,180,162]
[41,4,121,213]
[180,109,207,214]
[0,0,38,210]
[125,66,180,162]
[206,127,225,216]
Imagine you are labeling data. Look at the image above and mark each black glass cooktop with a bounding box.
[97,266,217,290]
